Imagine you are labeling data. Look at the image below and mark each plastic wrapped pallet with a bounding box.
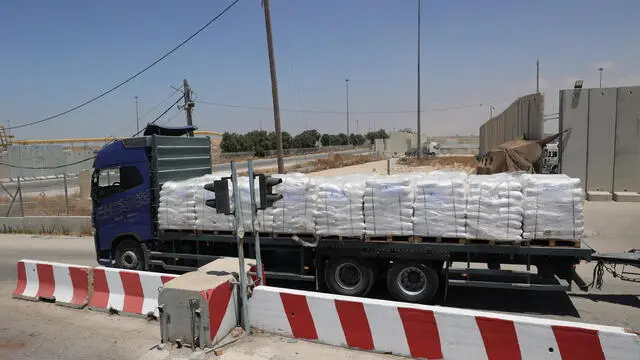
[193,173,235,231]
[520,174,584,240]
[466,173,524,242]
[158,178,197,230]
[413,171,468,238]
[258,173,316,234]
[364,175,414,237]
[315,175,366,237]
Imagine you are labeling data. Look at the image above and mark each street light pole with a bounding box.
[345,79,350,136]
[416,0,422,159]
[536,60,540,93]
[599,67,604,88]
[135,96,140,133]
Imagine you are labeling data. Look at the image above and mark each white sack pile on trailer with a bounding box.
[364,175,414,236]
[193,173,235,231]
[315,175,366,237]
[521,174,584,240]
[466,173,524,242]
[259,173,316,234]
[158,178,197,229]
[413,171,467,238]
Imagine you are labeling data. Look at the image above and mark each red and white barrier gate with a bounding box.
[88,267,176,318]
[13,259,90,308]
[248,286,640,360]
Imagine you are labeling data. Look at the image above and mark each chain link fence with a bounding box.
[0,173,91,217]
[0,142,102,217]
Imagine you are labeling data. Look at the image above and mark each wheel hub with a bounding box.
[335,263,363,290]
[122,250,139,269]
[397,266,427,295]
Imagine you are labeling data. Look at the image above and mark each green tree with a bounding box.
[337,133,349,145]
[220,132,248,153]
[291,129,320,148]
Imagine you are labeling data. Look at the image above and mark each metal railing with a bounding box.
[0,174,90,217]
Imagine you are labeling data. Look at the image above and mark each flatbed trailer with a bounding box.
[91,127,639,304]
[145,229,599,302]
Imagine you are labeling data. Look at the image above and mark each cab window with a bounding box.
[93,166,143,199]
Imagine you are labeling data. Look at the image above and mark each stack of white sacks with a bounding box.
[158,178,197,229]
[466,173,524,242]
[521,174,584,240]
[259,173,316,234]
[315,175,366,237]
[413,171,467,238]
[158,171,584,242]
[364,175,414,236]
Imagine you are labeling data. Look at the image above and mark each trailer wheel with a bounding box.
[387,262,439,303]
[114,239,145,270]
[325,257,374,297]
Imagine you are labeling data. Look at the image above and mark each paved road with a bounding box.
[0,178,80,197]
[212,148,371,172]
[0,235,158,360]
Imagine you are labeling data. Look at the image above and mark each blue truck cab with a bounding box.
[91,125,212,270]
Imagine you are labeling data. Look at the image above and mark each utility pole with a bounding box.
[599,67,604,88]
[536,60,540,93]
[345,79,350,136]
[262,0,284,173]
[356,119,359,134]
[490,105,495,119]
[182,79,195,136]
[135,96,140,133]
[416,0,422,159]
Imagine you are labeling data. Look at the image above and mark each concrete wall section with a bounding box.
[586,88,617,192]
[559,86,640,200]
[613,87,640,193]
[478,93,544,154]
[559,89,589,186]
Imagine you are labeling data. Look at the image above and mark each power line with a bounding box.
[7,0,241,131]
[0,95,184,170]
[139,87,183,119]
[195,99,507,115]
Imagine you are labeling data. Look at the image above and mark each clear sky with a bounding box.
[1,0,639,140]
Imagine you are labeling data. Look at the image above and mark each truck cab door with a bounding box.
[92,164,152,265]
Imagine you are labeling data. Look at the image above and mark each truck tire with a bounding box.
[551,165,559,174]
[114,239,145,270]
[325,257,374,297]
[387,262,439,303]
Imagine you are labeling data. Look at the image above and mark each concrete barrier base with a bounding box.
[587,191,613,201]
[158,258,254,349]
[613,192,640,202]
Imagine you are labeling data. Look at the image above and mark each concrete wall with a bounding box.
[0,145,97,179]
[559,86,640,201]
[479,93,544,154]
[385,131,416,156]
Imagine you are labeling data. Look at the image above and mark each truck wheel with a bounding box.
[325,257,374,297]
[551,165,559,174]
[114,239,145,270]
[387,262,439,303]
